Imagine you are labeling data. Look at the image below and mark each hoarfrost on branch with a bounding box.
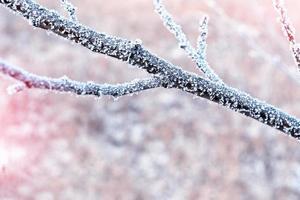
[0,0,300,140]
[0,60,162,97]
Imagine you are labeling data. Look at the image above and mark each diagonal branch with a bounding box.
[273,0,295,44]
[1,0,300,139]
[0,60,162,97]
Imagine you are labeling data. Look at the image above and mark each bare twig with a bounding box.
[273,0,300,70]
[0,60,162,97]
[1,0,300,139]
[153,0,223,84]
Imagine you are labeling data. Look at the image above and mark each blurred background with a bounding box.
[1,0,300,199]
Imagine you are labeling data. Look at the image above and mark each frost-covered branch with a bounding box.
[0,60,162,97]
[273,0,300,70]
[153,0,223,84]
[273,0,295,44]
[1,0,300,140]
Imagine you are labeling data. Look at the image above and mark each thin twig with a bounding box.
[273,0,300,70]
[153,0,223,83]
[0,60,162,97]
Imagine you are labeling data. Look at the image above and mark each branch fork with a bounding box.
[1,0,300,140]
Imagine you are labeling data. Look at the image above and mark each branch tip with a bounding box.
[197,15,209,60]
[273,0,300,70]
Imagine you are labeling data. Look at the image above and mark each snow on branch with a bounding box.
[153,0,223,84]
[1,0,300,140]
[273,0,300,70]
[0,60,162,97]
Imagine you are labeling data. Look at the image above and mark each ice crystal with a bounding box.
[135,39,143,46]
[7,83,25,95]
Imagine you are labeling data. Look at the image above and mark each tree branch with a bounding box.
[1,0,300,139]
[0,60,162,97]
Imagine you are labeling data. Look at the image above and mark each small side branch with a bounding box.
[153,0,223,84]
[0,60,162,97]
[273,0,300,69]
[60,0,77,21]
